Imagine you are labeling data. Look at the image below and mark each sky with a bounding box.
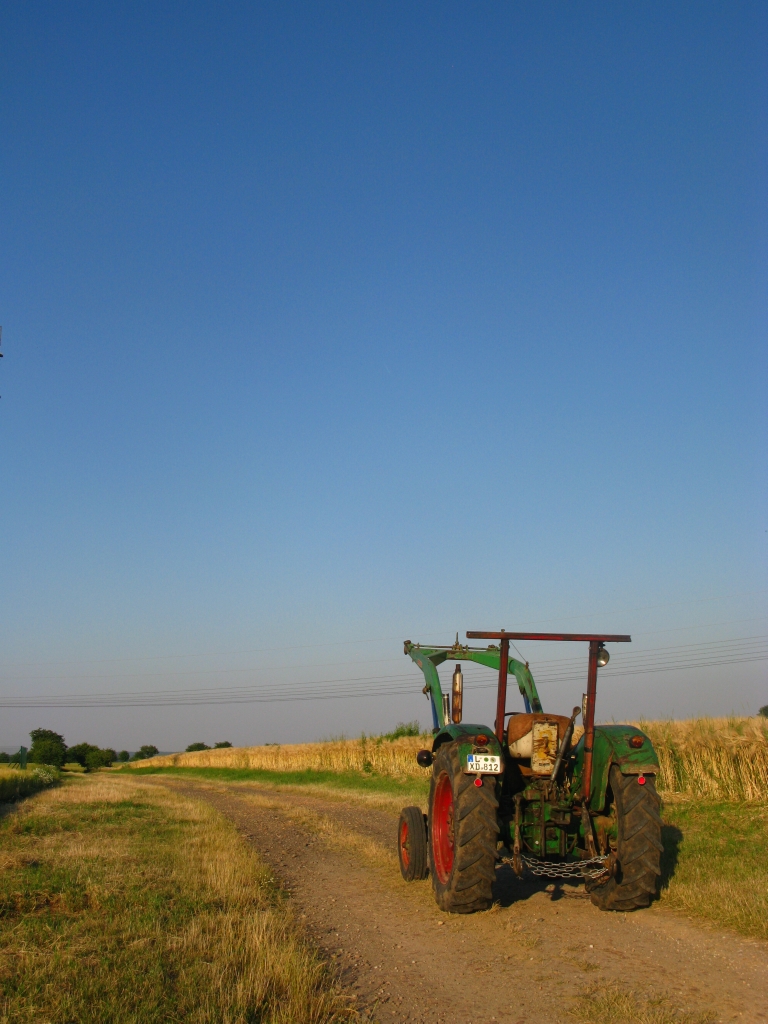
[0,2,766,753]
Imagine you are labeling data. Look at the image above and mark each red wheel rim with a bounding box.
[399,819,410,869]
[432,771,454,884]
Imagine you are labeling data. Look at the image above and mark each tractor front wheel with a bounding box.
[427,742,499,913]
[398,806,428,881]
[587,765,663,911]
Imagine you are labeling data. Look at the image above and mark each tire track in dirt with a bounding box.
[160,779,768,1024]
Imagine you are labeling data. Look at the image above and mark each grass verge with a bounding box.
[0,774,355,1024]
[0,766,59,803]
[658,798,768,941]
[129,764,430,807]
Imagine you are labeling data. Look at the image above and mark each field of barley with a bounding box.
[132,716,768,802]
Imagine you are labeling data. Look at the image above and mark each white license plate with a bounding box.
[465,754,502,774]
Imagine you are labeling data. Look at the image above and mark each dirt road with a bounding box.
[159,779,768,1023]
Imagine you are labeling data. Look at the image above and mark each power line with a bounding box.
[0,636,765,708]
[2,592,765,669]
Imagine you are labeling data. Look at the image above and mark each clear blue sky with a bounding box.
[1,2,766,752]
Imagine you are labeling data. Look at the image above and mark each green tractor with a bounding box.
[397,630,663,914]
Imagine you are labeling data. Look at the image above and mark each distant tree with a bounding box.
[117,750,130,762]
[65,743,116,771]
[66,742,99,768]
[0,752,9,763]
[214,741,232,748]
[185,742,210,752]
[130,745,159,761]
[85,748,115,771]
[759,706,768,718]
[29,729,67,767]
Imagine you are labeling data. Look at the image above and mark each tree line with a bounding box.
[0,730,236,769]
[0,729,160,770]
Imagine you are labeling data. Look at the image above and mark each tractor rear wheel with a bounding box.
[588,765,663,911]
[427,742,499,913]
[398,806,428,881]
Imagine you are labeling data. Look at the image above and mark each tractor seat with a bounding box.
[507,713,572,773]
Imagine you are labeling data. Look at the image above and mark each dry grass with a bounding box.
[133,716,768,802]
[569,983,715,1024]
[235,791,397,871]
[0,774,356,1024]
[132,734,432,779]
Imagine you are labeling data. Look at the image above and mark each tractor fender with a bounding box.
[431,724,502,771]
[573,725,660,812]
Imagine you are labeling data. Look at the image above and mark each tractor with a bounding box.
[397,630,663,913]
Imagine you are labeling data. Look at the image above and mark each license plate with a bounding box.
[465,754,502,774]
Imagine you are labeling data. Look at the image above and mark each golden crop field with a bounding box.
[133,717,768,802]
[638,716,768,801]
[135,734,432,778]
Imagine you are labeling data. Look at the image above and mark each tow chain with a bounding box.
[499,852,614,882]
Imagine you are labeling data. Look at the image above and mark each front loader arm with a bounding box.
[403,641,543,728]
[459,649,543,713]
[404,644,449,727]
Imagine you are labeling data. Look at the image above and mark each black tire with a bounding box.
[588,765,663,911]
[427,742,499,913]
[398,806,428,881]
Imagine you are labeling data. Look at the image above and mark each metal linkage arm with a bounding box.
[403,641,543,728]
[403,643,448,728]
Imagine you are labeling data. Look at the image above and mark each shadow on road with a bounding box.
[492,863,587,906]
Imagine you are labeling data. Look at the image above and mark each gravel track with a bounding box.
[156,778,768,1024]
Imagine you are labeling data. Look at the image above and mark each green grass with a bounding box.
[659,798,768,941]
[0,775,355,1024]
[129,763,431,802]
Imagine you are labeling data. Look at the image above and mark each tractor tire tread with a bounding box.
[398,806,429,881]
[588,766,662,912]
[428,742,499,914]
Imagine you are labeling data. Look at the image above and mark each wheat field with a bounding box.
[134,734,431,778]
[637,716,768,801]
[132,717,768,802]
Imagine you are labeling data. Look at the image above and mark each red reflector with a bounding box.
[473,777,483,787]
[637,775,646,785]
[629,735,644,749]
[475,734,489,745]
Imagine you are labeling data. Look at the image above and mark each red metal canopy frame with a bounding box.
[465,631,631,803]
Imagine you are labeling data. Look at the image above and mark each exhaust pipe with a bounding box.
[451,664,463,724]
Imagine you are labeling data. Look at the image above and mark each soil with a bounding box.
[157,779,768,1024]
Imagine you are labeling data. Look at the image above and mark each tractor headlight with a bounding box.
[597,644,610,668]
